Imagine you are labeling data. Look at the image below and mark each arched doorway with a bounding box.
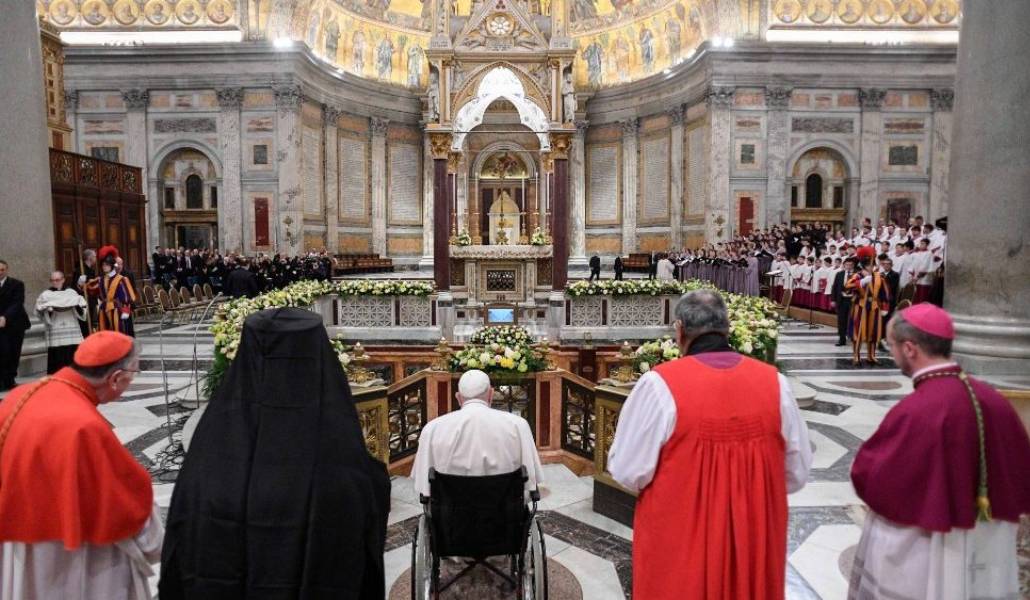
[789,147,850,228]
[157,147,219,249]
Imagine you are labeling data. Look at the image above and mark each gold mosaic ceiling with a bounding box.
[39,0,961,90]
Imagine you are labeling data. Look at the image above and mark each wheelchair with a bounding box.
[411,466,548,599]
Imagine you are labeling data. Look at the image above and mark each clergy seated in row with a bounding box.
[159,307,391,599]
[849,304,1030,600]
[0,332,163,600]
[412,369,544,498]
[608,289,813,600]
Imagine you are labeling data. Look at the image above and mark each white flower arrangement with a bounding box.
[455,230,472,246]
[566,279,716,297]
[530,227,550,246]
[451,325,545,374]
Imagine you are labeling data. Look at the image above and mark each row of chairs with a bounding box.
[135,282,222,322]
[333,253,394,275]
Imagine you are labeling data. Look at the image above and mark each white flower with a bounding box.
[639,361,650,372]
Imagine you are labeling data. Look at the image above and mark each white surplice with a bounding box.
[0,504,164,600]
[607,370,813,494]
[848,512,1021,600]
[411,399,544,497]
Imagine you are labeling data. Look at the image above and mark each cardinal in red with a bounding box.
[0,331,162,599]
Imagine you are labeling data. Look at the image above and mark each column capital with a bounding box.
[930,88,955,112]
[668,105,685,125]
[574,119,590,135]
[621,117,639,136]
[541,151,554,173]
[272,84,302,112]
[764,86,793,109]
[370,116,390,137]
[550,132,572,159]
[121,89,149,110]
[63,90,79,111]
[706,86,735,109]
[323,104,344,126]
[429,132,452,159]
[858,88,887,111]
[216,87,244,110]
[446,151,461,174]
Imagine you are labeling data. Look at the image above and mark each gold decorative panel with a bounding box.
[769,0,960,28]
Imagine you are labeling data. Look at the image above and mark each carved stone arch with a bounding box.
[471,141,539,178]
[787,140,857,180]
[151,140,223,181]
[451,65,551,151]
[452,61,549,121]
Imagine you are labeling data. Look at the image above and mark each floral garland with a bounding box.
[450,325,547,374]
[566,279,716,297]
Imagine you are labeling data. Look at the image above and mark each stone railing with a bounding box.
[313,294,442,342]
[561,294,679,341]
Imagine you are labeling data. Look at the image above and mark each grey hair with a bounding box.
[890,313,952,358]
[83,249,97,260]
[72,339,140,382]
[674,290,730,339]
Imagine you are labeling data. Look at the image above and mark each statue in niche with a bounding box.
[562,72,576,124]
[426,71,440,122]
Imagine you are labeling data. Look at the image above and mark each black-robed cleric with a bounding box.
[159,307,390,600]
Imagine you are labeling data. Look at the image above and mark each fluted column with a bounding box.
[928,89,954,220]
[765,86,792,227]
[0,2,54,300]
[668,106,684,249]
[217,88,243,253]
[569,119,588,265]
[273,84,302,256]
[705,87,733,243]
[945,0,1030,376]
[123,89,152,249]
[620,118,639,254]
[370,117,389,256]
[858,88,886,227]
[323,106,343,253]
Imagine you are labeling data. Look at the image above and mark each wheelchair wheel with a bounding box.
[521,516,548,600]
[411,514,433,600]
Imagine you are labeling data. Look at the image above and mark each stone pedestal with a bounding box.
[946,0,1030,376]
[0,3,55,302]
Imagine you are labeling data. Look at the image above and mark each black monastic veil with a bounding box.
[160,307,391,599]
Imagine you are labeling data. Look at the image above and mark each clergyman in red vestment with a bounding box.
[609,290,813,600]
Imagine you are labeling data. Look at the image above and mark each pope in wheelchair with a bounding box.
[410,370,548,599]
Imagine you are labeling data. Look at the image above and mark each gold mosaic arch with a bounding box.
[450,61,550,122]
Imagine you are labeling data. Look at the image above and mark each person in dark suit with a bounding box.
[830,257,856,347]
[0,260,32,390]
[648,251,658,280]
[223,261,259,299]
[614,256,625,281]
[588,255,601,282]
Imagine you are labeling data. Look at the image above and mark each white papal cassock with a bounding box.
[0,505,163,600]
[412,399,544,497]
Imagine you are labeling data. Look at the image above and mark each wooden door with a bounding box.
[739,196,755,236]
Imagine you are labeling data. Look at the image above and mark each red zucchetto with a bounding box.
[898,303,955,340]
[73,331,134,367]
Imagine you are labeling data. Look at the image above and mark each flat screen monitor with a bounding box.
[487,307,515,324]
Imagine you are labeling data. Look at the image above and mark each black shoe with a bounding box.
[835,341,847,347]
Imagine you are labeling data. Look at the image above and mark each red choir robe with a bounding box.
[633,355,788,600]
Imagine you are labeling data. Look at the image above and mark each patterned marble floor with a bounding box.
[3,318,1026,599]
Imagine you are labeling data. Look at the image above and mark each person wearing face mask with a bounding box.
[87,246,137,337]
[0,332,163,599]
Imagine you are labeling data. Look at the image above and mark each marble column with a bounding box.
[0,1,54,301]
[705,87,734,243]
[420,133,435,269]
[945,0,1030,377]
[216,88,243,253]
[64,90,79,152]
[323,106,343,253]
[620,118,639,254]
[273,84,302,256]
[857,88,886,227]
[370,117,389,256]
[928,89,954,221]
[122,89,152,249]
[764,86,792,227]
[429,133,451,290]
[551,132,572,290]
[668,106,684,249]
[569,119,588,266]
